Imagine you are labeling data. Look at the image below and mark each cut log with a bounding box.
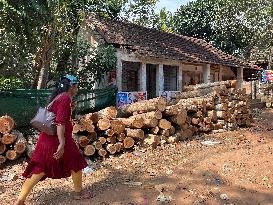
[6,150,19,160]
[125,97,167,113]
[73,122,86,134]
[176,85,226,99]
[84,145,96,156]
[183,81,233,91]
[191,118,200,125]
[14,135,27,154]
[117,133,126,142]
[84,113,99,124]
[136,111,162,120]
[97,106,117,119]
[74,135,90,148]
[110,119,125,134]
[158,119,172,130]
[0,155,6,164]
[150,126,159,135]
[98,148,107,157]
[144,134,160,145]
[180,123,189,131]
[97,118,111,131]
[93,141,103,150]
[87,132,97,142]
[179,129,193,141]
[143,118,158,128]
[123,137,135,149]
[79,118,95,133]
[169,110,187,126]
[107,136,117,144]
[118,117,144,129]
[105,129,115,137]
[158,129,170,137]
[0,142,7,154]
[163,105,179,116]
[106,144,117,155]
[125,128,144,140]
[115,142,123,152]
[169,126,176,135]
[0,115,15,134]
[99,137,107,144]
[1,130,20,145]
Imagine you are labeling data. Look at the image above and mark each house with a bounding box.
[79,14,260,100]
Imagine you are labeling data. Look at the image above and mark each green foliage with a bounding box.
[0,77,24,89]
[173,0,273,59]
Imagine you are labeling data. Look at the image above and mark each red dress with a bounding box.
[23,93,87,180]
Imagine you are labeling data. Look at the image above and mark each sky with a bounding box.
[155,0,194,13]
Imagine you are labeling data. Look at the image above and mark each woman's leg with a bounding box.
[15,172,45,205]
[71,170,94,200]
[71,170,82,192]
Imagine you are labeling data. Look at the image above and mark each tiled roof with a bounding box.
[87,15,260,70]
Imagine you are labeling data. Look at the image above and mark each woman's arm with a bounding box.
[53,124,66,159]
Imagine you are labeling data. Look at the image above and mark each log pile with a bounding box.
[0,116,27,165]
[72,81,253,159]
[259,83,273,108]
[175,80,253,132]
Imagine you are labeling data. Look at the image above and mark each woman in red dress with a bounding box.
[15,75,92,205]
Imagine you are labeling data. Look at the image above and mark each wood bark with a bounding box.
[97,106,117,119]
[125,97,167,113]
[118,117,144,129]
[125,128,144,140]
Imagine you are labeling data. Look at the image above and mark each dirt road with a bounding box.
[1,109,273,205]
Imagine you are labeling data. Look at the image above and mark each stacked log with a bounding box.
[175,80,252,133]
[71,81,252,160]
[0,116,27,165]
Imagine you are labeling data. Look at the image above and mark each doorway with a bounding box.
[146,64,157,99]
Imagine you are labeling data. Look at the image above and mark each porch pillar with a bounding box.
[116,57,123,91]
[139,63,147,91]
[177,65,183,91]
[203,64,211,83]
[237,67,244,89]
[156,64,164,96]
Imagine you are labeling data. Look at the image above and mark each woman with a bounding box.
[15,74,93,205]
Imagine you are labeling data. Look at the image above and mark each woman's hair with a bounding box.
[48,78,71,103]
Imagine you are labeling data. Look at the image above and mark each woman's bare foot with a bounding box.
[14,199,25,205]
[73,190,95,200]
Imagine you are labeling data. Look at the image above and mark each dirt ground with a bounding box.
[1,109,273,205]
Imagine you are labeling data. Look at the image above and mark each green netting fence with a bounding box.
[0,86,117,128]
